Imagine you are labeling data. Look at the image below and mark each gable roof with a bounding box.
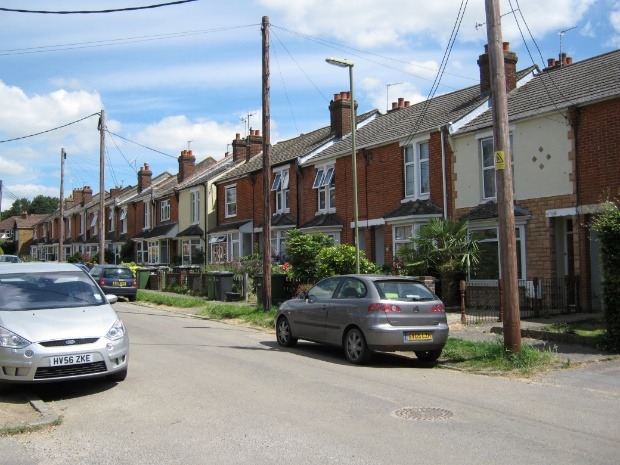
[457,49,620,134]
[309,67,537,164]
[215,110,380,184]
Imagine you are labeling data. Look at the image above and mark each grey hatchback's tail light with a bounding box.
[368,303,401,312]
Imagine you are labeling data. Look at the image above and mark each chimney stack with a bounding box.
[178,149,196,183]
[389,98,411,112]
[329,91,358,137]
[232,130,263,164]
[478,42,518,95]
[544,52,573,71]
[82,186,93,205]
[137,163,153,193]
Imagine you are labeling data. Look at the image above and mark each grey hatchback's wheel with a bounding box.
[276,317,297,347]
[344,328,371,365]
[415,349,442,363]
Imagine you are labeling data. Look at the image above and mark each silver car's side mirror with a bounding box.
[106,294,119,304]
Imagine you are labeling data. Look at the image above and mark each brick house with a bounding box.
[452,48,620,311]
[0,212,47,257]
[210,99,381,263]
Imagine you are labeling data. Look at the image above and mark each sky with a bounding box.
[0,0,618,212]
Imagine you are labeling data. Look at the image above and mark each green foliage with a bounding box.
[28,195,59,214]
[120,241,134,263]
[285,229,334,283]
[315,244,379,279]
[121,262,139,277]
[91,248,115,264]
[1,198,30,220]
[590,198,620,351]
[397,218,480,305]
[0,245,3,254]
[66,252,83,264]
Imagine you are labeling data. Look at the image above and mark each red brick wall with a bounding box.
[575,97,620,204]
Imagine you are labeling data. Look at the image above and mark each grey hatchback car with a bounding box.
[275,274,449,364]
[0,262,129,383]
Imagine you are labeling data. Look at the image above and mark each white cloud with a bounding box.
[0,155,26,176]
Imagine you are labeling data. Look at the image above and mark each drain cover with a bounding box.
[393,407,453,421]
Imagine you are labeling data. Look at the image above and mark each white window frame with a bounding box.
[79,213,84,235]
[467,220,526,281]
[313,165,335,213]
[90,212,98,229]
[161,199,171,222]
[191,189,200,224]
[480,135,515,200]
[181,238,203,265]
[270,229,290,262]
[271,167,290,214]
[143,201,150,229]
[225,185,237,218]
[108,208,115,232]
[404,140,430,200]
[148,240,159,265]
[120,208,127,234]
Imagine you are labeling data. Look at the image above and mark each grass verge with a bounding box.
[441,337,562,375]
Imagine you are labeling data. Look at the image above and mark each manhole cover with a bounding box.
[393,407,453,421]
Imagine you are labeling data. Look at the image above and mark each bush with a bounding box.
[590,198,620,351]
[316,244,379,280]
[285,229,333,284]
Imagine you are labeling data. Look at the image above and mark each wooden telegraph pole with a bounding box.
[98,110,106,265]
[485,0,521,353]
[59,148,66,261]
[261,16,272,311]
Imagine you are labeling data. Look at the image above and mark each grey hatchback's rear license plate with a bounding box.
[404,332,432,341]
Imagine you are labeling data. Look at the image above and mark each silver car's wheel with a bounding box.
[415,350,442,363]
[344,328,371,365]
[276,317,297,347]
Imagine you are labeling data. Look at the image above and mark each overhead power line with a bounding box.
[0,1,197,15]
[0,113,101,143]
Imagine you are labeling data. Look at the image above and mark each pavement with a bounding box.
[1,307,615,434]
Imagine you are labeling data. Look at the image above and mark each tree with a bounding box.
[1,198,30,220]
[397,218,480,305]
[29,195,59,214]
[285,229,333,284]
[590,198,620,351]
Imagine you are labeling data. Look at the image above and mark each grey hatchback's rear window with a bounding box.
[103,268,134,279]
[374,280,435,301]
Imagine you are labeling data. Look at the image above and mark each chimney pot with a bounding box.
[392,102,398,110]
[404,101,410,107]
[398,97,404,107]
[334,93,340,101]
[548,58,556,67]
[566,56,573,65]
[503,42,510,51]
[236,133,241,140]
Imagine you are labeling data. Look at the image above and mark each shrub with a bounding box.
[316,244,379,279]
[590,198,620,351]
[285,229,333,284]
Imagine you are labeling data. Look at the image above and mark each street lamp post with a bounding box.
[326,57,360,274]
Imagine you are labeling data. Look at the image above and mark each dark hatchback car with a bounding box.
[90,265,137,302]
[276,274,449,365]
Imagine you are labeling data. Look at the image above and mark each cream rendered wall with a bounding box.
[453,113,573,209]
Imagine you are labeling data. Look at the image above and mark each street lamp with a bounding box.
[326,57,360,274]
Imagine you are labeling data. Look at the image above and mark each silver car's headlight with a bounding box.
[105,319,126,341]
[0,326,31,349]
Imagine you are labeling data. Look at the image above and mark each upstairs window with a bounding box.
[120,208,127,234]
[161,199,170,222]
[143,201,150,229]
[404,141,430,199]
[480,135,514,200]
[191,190,200,224]
[313,166,335,213]
[108,209,115,232]
[225,185,237,218]
[271,168,290,214]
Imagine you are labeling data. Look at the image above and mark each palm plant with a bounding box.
[397,218,480,306]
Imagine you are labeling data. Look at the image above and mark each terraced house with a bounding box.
[26,45,618,313]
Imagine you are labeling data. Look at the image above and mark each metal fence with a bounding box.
[461,276,580,324]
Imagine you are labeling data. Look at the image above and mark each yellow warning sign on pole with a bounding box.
[495,150,505,170]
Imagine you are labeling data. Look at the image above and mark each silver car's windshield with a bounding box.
[0,271,106,311]
[374,280,436,302]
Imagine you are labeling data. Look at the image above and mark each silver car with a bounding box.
[0,262,129,383]
[276,274,449,365]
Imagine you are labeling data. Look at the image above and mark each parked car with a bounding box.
[73,263,90,273]
[0,255,21,263]
[89,265,137,302]
[275,274,449,365]
[0,262,129,383]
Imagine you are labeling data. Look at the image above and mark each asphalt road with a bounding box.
[2,302,619,464]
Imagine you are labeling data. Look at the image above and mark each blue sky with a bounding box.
[0,0,618,211]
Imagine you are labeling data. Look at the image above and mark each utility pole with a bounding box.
[485,0,521,353]
[261,16,272,311]
[98,110,106,264]
[59,149,66,261]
